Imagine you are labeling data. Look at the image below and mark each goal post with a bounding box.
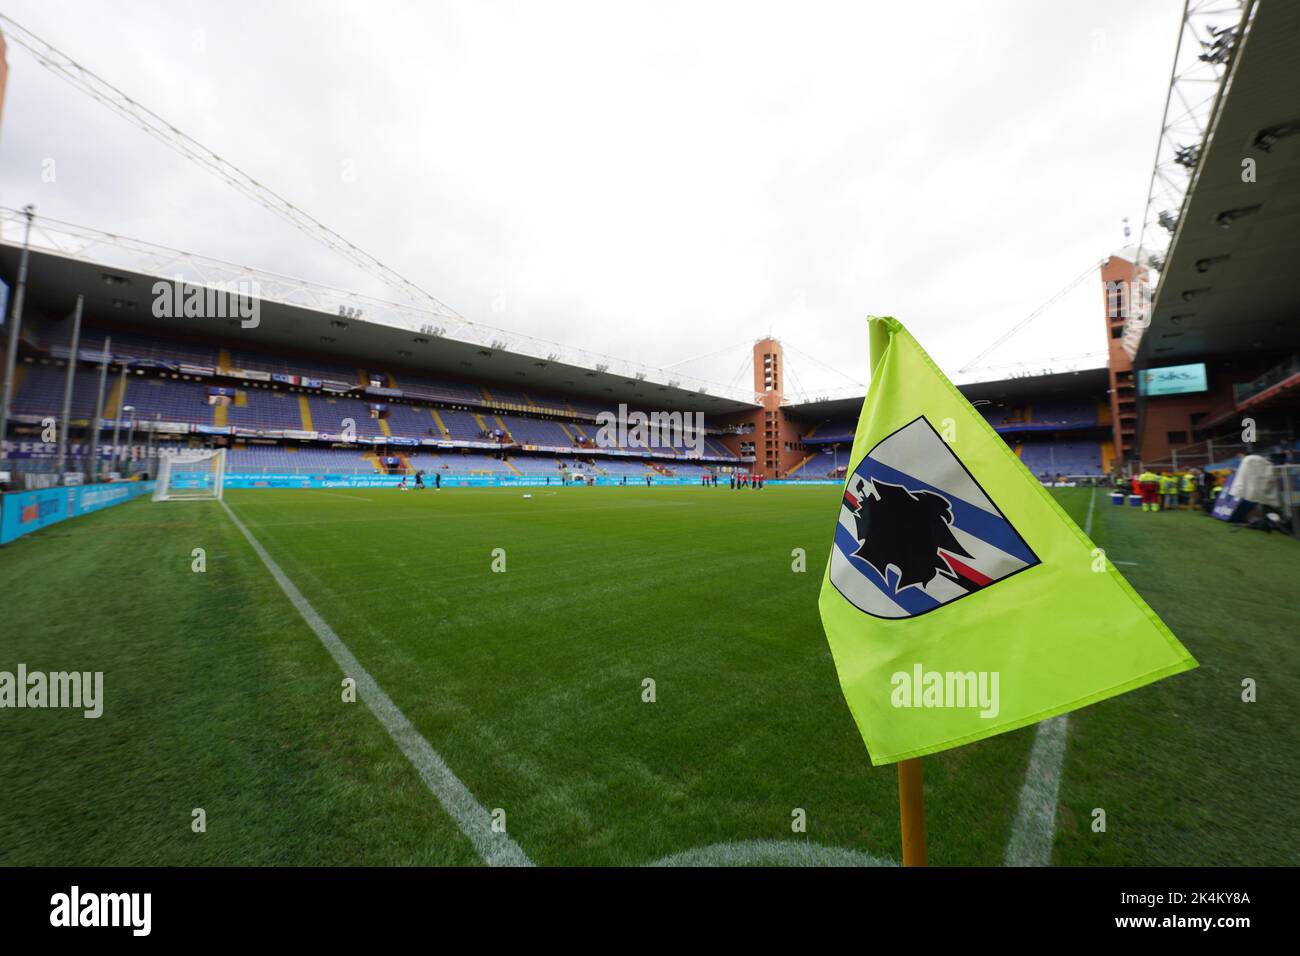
[153,448,227,501]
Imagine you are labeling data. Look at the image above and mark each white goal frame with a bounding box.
[153,448,227,501]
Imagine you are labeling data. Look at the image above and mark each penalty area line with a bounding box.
[219,499,533,867]
[314,490,376,502]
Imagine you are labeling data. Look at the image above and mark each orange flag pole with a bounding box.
[897,757,928,866]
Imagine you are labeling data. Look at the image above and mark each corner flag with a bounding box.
[818,317,1196,765]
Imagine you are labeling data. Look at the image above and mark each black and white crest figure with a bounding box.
[848,478,973,591]
[829,417,1041,619]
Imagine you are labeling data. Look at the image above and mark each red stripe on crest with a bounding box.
[940,550,993,587]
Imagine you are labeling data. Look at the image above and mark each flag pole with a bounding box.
[866,317,929,866]
[897,757,928,866]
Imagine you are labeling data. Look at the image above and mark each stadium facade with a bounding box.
[0,239,769,487]
[1,211,1289,488]
[0,229,1134,489]
[1119,0,1299,470]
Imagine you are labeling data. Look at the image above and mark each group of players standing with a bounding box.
[395,469,768,489]
[697,472,766,489]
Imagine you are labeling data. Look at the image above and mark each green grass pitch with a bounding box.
[0,484,1295,866]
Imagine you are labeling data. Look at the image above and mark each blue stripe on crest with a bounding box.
[848,457,1036,566]
[833,521,940,615]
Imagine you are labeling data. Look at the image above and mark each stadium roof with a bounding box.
[1140,0,1300,362]
[0,221,760,415]
[784,366,1111,423]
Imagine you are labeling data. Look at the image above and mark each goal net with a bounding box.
[153,448,227,501]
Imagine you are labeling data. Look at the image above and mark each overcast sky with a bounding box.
[0,0,1181,399]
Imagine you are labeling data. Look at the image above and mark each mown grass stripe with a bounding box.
[220,499,533,867]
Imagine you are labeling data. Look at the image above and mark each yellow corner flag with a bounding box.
[818,317,1196,765]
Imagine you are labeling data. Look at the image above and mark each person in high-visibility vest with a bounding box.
[1159,471,1179,512]
[1138,469,1160,512]
[1179,470,1196,510]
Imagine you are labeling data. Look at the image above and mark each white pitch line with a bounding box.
[314,490,376,502]
[1003,714,1069,867]
[1084,483,1096,538]
[220,499,533,867]
[1004,486,1095,867]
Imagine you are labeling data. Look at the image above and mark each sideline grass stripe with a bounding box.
[220,499,533,867]
[1003,486,1094,867]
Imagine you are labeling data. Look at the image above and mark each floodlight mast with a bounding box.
[0,12,460,323]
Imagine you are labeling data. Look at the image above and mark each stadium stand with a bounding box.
[500,415,573,447]
[304,394,385,438]
[225,390,304,430]
[594,459,656,477]
[383,403,442,438]
[394,373,486,407]
[2,267,757,489]
[1019,441,1103,477]
[504,456,567,475]
[799,420,855,445]
[7,325,1127,486]
[226,348,359,383]
[662,461,716,477]
[979,398,1099,432]
[36,324,218,368]
[121,377,213,425]
[10,362,101,420]
[225,445,372,472]
[409,452,515,475]
[785,368,1114,481]
[437,408,489,441]
[482,384,527,405]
